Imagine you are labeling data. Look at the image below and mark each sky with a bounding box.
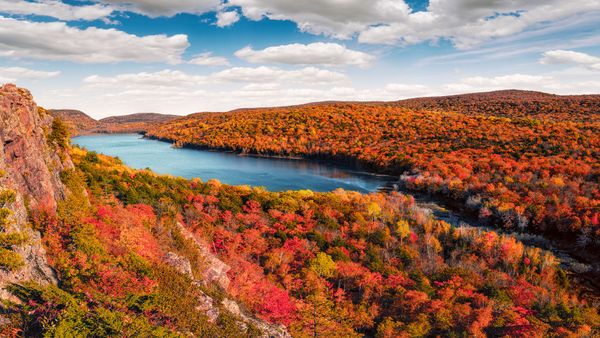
[0,0,599,118]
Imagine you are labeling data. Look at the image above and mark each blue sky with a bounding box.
[0,0,599,118]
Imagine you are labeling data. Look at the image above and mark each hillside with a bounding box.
[146,90,600,247]
[2,86,598,336]
[48,110,179,135]
[48,109,98,134]
[393,90,600,122]
[99,112,179,124]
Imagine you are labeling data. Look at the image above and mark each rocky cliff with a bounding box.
[0,84,72,299]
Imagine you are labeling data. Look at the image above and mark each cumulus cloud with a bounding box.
[37,68,600,118]
[215,10,240,27]
[230,0,410,39]
[0,0,113,21]
[211,66,348,84]
[84,70,207,88]
[540,50,600,70]
[444,74,555,92]
[384,83,431,97]
[84,66,347,91]
[0,66,60,83]
[99,0,220,17]
[235,43,375,68]
[227,0,600,48]
[188,52,230,66]
[0,16,189,63]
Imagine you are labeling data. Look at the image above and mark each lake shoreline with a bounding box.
[144,133,600,301]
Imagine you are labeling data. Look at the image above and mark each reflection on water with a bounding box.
[72,134,395,193]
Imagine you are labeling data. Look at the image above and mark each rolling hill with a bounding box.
[2,84,598,337]
[48,110,179,135]
[146,90,600,246]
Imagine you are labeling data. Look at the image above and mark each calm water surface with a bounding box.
[72,134,394,193]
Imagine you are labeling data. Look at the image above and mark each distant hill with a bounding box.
[48,110,179,135]
[392,89,600,122]
[98,112,179,124]
[48,109,98,134]
[146,88,600,251]
[224,90,599,122]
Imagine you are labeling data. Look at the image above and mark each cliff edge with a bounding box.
[0,84,73,299]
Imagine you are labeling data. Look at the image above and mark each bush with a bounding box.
[48,118,69,149]
[0,247,24,271]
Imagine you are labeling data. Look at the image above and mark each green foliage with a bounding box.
[83,151,100,163]
[14,147,595,337]
[310,252,336,278]
[48,118,69,149]
[9,283,176,337]
[58,169,89,224]
[0,189,26,272]
[71,223,106,257]
[0,189,15,205]
[0,207,13,229]
[0,247,24,271]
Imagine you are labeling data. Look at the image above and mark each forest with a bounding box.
[2,143,598,336]
[146,92,600,248]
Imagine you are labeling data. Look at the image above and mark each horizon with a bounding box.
[46,88,600,119]
[0,1,599,118]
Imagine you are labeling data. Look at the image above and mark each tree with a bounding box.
[310,252,336,279]
[48,118,69,149]
[396,220,411,245]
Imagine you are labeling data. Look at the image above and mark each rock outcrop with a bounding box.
[0,84,73,299]
[176,222,231,290]
[169,223,290,338]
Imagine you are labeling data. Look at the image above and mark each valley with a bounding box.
[0,85,598,337]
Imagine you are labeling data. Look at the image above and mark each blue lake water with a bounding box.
[72,134,395,193]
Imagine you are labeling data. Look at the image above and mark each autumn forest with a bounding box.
[0,85,599,337]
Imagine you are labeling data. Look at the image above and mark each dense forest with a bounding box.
[49,110,178,136]
[3,146,598,336]
[394,90,600,123]
[1,86,598,337]
[146,92,600,248]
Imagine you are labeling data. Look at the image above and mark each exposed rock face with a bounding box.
[0,84,72,299]
[172,223,290,337]
[164,252,193,277]
[176,222,231,290]
[222,298,291,338]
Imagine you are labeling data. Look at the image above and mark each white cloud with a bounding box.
[34,69,600,118]
[189,52,230,66]
[83,66,347,92]
[461,74,551,87]
[99,0,220,17]
[0,16,189,63]
[540,50,600,71]
[358,0,600,48]
[211,66,348,84]
[230,0,410,39]
[384,83,430,97]
[235,42,375,68]
[0,0,113,21]
[84,70,207,88]
[443,74,555,93]
[227,0,600,49]
[0,66,60,83]
[215,10,240,27]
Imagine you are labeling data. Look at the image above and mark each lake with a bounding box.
[72,134,395,193]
